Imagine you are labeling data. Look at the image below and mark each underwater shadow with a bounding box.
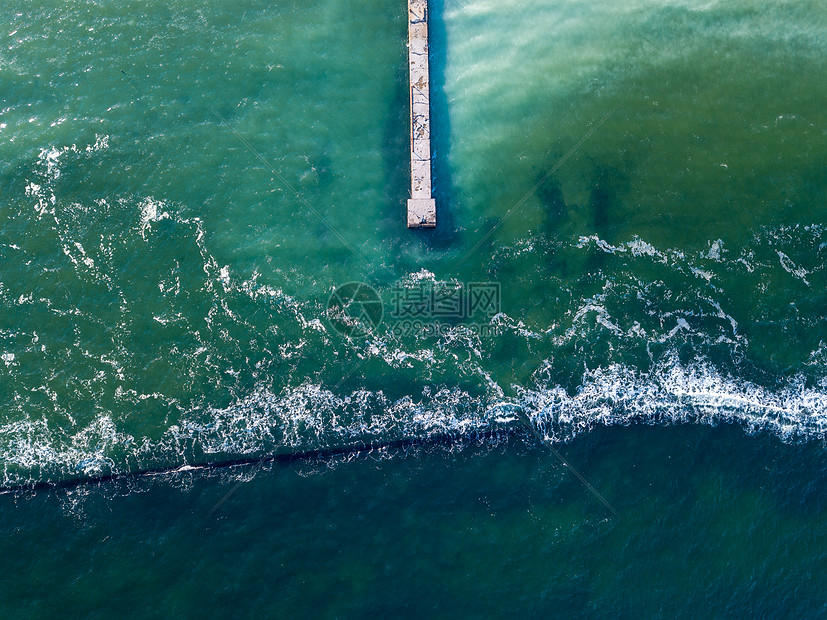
[419,0,457,248]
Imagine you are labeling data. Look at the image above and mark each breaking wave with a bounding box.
[2,137,825,489]
[2,354,826,489]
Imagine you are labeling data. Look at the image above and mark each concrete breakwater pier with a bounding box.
[407,0,437,228]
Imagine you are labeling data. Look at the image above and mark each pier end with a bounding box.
[407,198,436,228]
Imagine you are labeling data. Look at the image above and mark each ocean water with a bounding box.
[1,0,826,616]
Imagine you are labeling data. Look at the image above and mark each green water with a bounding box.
[1,0,826,615]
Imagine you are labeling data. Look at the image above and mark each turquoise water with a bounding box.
[1,0,826,615]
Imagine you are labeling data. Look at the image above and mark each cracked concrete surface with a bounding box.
[407,0,436,228]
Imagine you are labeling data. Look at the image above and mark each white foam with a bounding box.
[138,197,171,239]
[777,251,810,286]
[521,355,827,443]
[4,140,824,489]
[2,349,825,489]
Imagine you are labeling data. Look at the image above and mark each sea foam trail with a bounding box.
[4,138,825,489]
[522,355,827,443]
[2,355,825,489]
